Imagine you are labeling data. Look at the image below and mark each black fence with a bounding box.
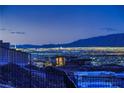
[0,62,76,88]
[0,45,124,88]
[73,75,124,88]
[0,45,75,88]
[1,62,124,88]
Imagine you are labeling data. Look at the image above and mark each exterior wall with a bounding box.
[0,40,29,65]
[0,47,2,63]
[0,40,3,64]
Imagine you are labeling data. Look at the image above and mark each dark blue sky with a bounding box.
[0,5,124,45]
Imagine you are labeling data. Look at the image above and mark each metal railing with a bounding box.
[1,61,124,88]
[0,46,124,88]
[72,75,124,88]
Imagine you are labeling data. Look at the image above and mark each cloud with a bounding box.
[10,32,26,35]
[100,27,117,32]
[0,27,26,35]
[0,27,11,31]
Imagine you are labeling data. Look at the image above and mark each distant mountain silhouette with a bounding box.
[13,33,124,48]
[66,33,124,47]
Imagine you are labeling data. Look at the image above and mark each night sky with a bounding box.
[0,5,124,45]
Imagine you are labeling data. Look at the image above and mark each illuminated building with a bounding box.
[56,56,65,66]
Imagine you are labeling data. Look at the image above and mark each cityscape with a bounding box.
[0,5,124,88]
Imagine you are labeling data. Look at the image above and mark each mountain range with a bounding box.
[13,33,124,48]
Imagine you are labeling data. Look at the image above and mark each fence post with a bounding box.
[29,53,32,88]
